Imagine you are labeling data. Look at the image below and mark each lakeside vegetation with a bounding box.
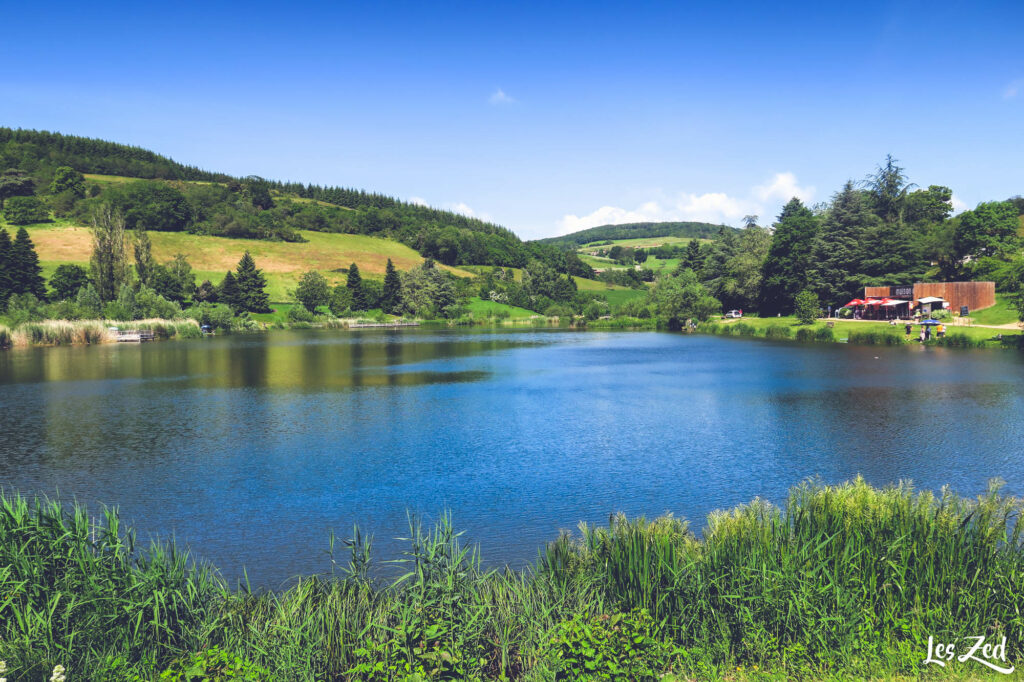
[1,478,1022,680]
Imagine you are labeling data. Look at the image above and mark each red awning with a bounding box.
[844,299,864,307]
[865,298,884,305]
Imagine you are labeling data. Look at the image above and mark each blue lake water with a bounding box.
[1,328,1023,587]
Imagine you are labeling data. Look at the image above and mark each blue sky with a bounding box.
[1,1,1021,239]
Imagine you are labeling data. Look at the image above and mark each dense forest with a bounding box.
[0,128,579,272]
[538,220,734,248]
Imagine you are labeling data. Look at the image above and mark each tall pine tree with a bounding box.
[234,252,270,312]
[219,271,240,310]
[758,198,820,315]
[807,182,876,306]
[346,262,367,311]
[381,258,402,314]
[10,227,47,299]
[0,228,12,305]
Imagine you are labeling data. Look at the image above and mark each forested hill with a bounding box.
[0,127,571,271]
[538,221,737,248]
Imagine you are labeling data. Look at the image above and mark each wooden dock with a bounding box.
[112,329,156,342]
[348,322,421,329]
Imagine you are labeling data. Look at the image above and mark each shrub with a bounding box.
[3,195,48,225]
[935,332,984,348]
[793,289,819,325]
[733,322,756,336]
[847,329,903,346]
[814,326,835,343]
[549,610,683,680]
[287,304,316,323]
[795,327,814,342]
[765,325,792,339]
[184,303,234,332]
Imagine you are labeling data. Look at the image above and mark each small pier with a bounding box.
[111,329,156,342]
[348,322,421,329]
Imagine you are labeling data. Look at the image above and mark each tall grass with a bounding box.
[9,320,111,346]
[114,318,202,339]
[846,329,904,346]
[2,479,1023,679]
[0,323,11,348]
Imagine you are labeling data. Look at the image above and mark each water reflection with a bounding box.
[1,329,1022,587]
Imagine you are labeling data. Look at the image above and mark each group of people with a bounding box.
[896,319,946,341]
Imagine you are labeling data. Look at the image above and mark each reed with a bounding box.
[9,320,112,346]
[764,324,792,339]
[2,479,1023,680]
[847,329,904,346]
[0,323,12,348]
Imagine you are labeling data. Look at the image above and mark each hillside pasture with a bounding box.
[23,223,475,302]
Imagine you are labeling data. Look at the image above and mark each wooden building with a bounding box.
[863,281,995,314]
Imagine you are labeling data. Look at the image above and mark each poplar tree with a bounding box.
[381,258,402,314]
[346,262,367,310]
[90,205,130,302]
[133,229,155,286]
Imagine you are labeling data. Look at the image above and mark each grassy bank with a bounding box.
[1,478,1022,680]
[702,316,1023,349]
[0,318,201,347]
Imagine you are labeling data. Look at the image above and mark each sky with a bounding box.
[1,0,1022,240]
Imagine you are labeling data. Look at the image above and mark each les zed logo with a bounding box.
[924,635,1015,674]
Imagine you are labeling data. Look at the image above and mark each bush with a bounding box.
[935,332,984,348]
[549,610,683,680]
[847,329,903,346]
[814,326,835,343]
[184,303,234,331]
[287,304,316,323]
[794,289,819,325]
[765,325,792,339]
[3,195,48,225]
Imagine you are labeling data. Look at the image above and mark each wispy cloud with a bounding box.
[488,88,515,105]
[1003,79,1024,99]
[557,172,816,235]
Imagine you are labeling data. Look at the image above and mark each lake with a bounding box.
[1,328,1023,587]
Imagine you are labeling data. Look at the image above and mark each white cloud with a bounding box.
[488,88,515,105]
[1003,79,1024,99]
[753,172,816,203]
[557,172,813,235]
[409,196,428,207]
[950,194,969,215]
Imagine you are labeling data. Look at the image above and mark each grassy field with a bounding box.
[3,479,1024,680]
[967,294,1022,326]
[579,235,708,249]
[459,264,630,292]
[465,297,539,319]
[22,221,475,302]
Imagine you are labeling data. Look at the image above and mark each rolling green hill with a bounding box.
[536,220,736,248]
[24,221,476,302]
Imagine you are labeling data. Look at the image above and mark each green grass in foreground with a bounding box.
[2,478,1023,680]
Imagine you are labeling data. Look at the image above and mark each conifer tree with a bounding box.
[234,251,270,312]
[346,262,367,310]
[219,271,240,310]
[10,227,46,298]
[381,258,402,314]
[0,228,12,305]
[684,238,703,272]
[758,198,820,315]
[807,182,876,306]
